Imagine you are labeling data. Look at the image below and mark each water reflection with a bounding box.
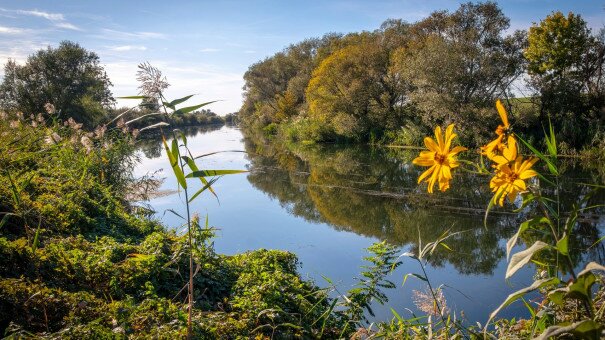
[243,131,605,276]
[136,125,227,159]
[133,126,605,323]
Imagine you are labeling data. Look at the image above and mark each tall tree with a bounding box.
[525,12,605,147]
[306,33,411,140]
[391,2,526,143]
[0,41,114,127]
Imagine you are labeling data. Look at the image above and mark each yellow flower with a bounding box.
[413,124,467,193]
[481,99,511,159]
[491,136,518,167]
[489,155,538,206]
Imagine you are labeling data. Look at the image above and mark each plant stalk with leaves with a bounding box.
[121,63,245,338]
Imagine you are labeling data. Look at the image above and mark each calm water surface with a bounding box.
[134,125,605,325]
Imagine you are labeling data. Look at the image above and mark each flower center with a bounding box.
[506,172,519,182]
[434,153,446,165]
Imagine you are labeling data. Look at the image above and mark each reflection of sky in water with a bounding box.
[134,126,546,325]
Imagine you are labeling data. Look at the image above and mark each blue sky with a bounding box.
[0,1,604,114]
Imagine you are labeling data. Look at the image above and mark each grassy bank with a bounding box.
[2,111,604,339]
[0,113,340,338]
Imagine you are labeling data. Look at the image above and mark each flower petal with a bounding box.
[413,156,435,166]
[449,145,467,156]
[441,165,452,180]
[496,99,509,128]
[424,137,439,152]
[434,126,444,151]
[519,169,538,180]
[438,177,451,192]
[418,165,436,184]
[444,124,455,152]
[513,179,526,190]
[427,164,440,193]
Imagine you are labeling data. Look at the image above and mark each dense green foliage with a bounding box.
[0,113,341,338]
[1,2,604,337]
[239,2,605,152]
[0,41,114,128]
[525,12,605,148]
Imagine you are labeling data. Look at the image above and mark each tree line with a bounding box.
[239,2,605,152]
[0,41,237,130]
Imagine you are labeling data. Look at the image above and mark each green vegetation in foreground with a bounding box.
[239,2,605,160]
[2,107,604,338]
[0,113,344,338]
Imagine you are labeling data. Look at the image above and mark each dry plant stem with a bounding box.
[416,259,449,331]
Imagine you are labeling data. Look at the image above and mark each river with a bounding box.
[133,125,605,325]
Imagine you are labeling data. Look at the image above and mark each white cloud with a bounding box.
[104,60,243,114]
[0,26,25,34]
[98,29,167,41]
[109,45,148,51]
[243,50,256,54]
[0,8,81,31]
[0,40,51,77]
[55,22,81,31]
[200,48,220,52]
[16,9,64,21]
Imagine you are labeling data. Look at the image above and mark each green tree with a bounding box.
[306,34,411,140]
[0,41,114,127]
[390,2,526,144]
[525,12,605,147]
[239,34,344,127]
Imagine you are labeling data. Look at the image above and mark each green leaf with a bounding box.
[170,138,180,162]
[179,130,187,146]
[506,218,549,260]
[186,169,247,178]
[162,135,187,189]
[547,288,567,305]
[118,95,149,99]
[589,235,605,249]
[403,273,428,284]
[173,101,219,115]
[193,150,246,159]
[6,171,21,206]
[164,209,185,220]
[515,133,558,176]
[32,225,41,252]
[544,118,557,158]
[484,190,502,227]
[486,277,559,327]
[535,320,603,340]
[390,308,404,323]
[566,272,596,301]
[556,234,568,256]
[124,113,162,125]
[506,241,549,279]
[188,177,220,203]
[165,94,195,110]
[182,156,219,201]
[127,253,154,261]
[0,213,16,230]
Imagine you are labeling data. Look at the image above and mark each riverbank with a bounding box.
[2,113,603,338]
[0,114,339,338]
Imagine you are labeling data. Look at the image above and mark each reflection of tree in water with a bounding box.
[244,132,605,276]
[136,125,225,160]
